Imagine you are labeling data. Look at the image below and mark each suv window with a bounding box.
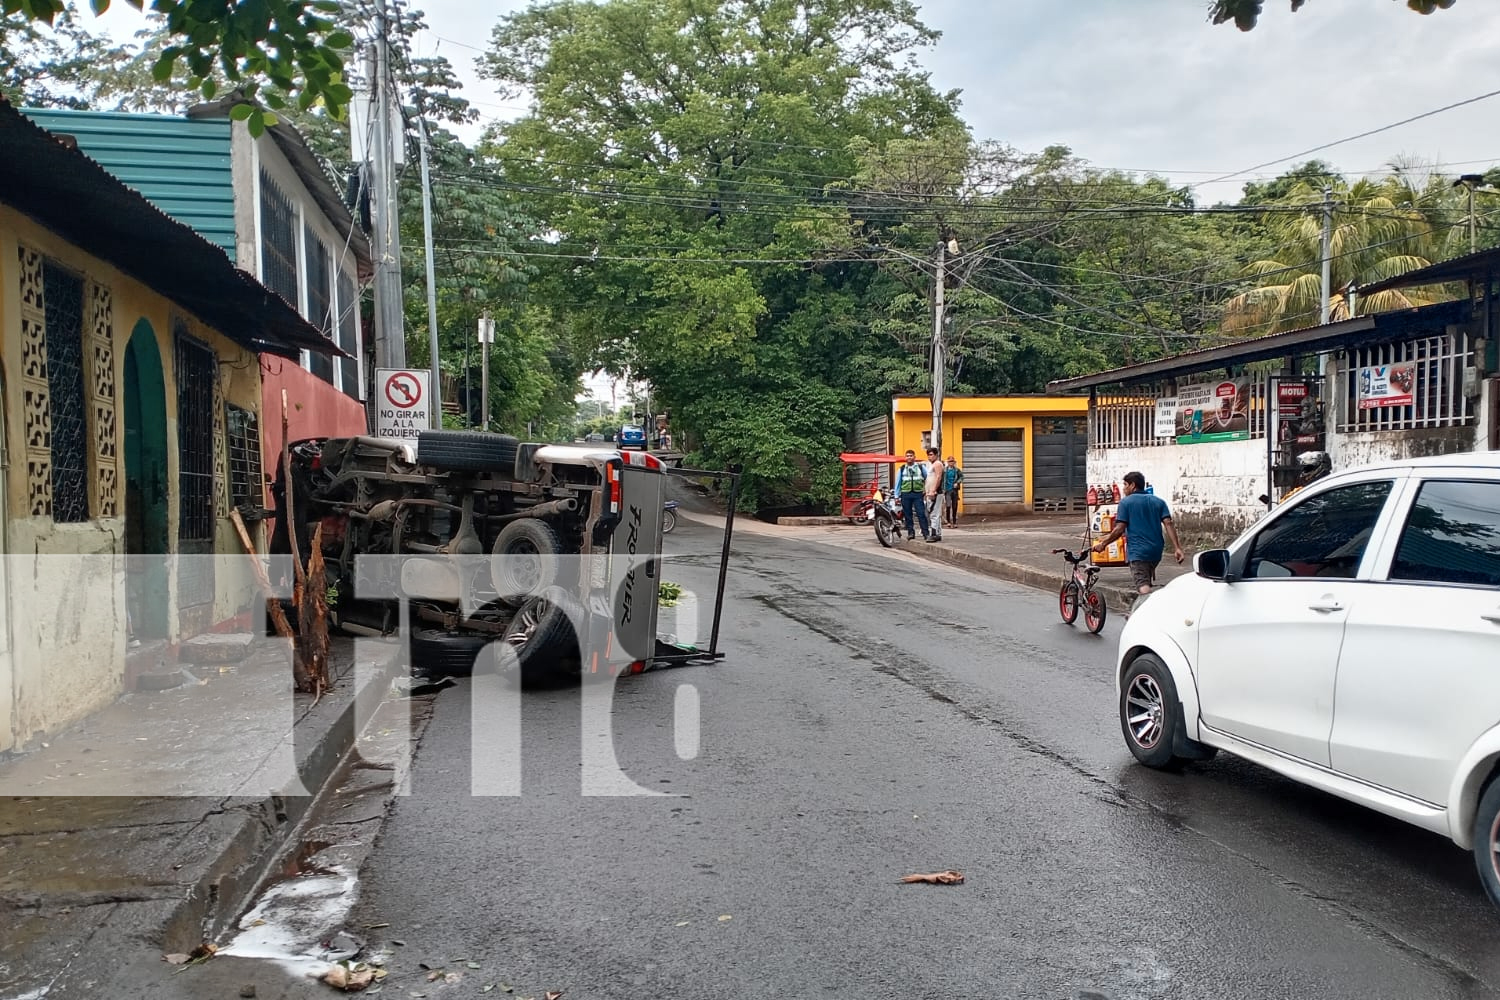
[1246,480,1393,580]
[1390,479,1500,588]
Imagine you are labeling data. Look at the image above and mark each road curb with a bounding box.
[775,515,851,526]
[172,645,401,951]
[899,541,1138,613]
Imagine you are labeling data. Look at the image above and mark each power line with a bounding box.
[1194,87,1500,189]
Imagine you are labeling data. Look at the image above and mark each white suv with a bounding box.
[1115,452,1500,908]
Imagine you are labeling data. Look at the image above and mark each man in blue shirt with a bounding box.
[893,449,935,542]
[1091,471,1185,602]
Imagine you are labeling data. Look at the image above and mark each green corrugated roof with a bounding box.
[20,108,236,263]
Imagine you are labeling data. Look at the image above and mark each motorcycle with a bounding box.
[662,499,680,534]
[856,488,903,548]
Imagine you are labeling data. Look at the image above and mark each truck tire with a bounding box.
[502,589,581,684]
[409,627,494,679]
[490,519,563,608]
[416,430,519,473]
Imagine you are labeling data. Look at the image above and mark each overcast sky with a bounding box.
[90,0,1500,402]
[388,0,1500,209]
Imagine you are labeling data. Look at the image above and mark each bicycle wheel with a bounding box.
[1058,581,1079,625]
[1084,588,1108,634]
[662,508,676,533]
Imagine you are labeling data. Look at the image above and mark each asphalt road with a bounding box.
[140,515,1500,1000]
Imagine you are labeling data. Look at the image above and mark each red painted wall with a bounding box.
[260,358,368,504]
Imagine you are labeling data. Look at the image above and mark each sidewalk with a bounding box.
[767,513,1198,612]
[0,635,397,997]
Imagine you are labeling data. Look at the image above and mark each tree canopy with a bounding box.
[2,0,354,132]
[1210,0,1456,31]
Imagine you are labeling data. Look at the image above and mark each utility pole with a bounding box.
[930,235,942,452]
[478,312,492,431]
[417,117,440,426]
[1320,186,1334,327]
[369,0,406,369]
[932,234,958,454]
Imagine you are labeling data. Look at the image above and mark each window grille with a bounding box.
[304,224,334,384]
[1090,377,1269,449]
[43,261,89,523]
[337,271,361,399]
[1338,330,1475,433]
[225,405,263,513]
[175,328,218,541]
[259,171,299,307]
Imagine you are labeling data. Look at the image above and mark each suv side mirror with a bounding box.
[1194,549,1232,581]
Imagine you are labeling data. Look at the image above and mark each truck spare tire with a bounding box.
[416,429,520,473]
[490,519,563,608]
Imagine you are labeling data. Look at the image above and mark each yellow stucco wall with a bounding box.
[891,395,1090,510]
[0,205,265,749]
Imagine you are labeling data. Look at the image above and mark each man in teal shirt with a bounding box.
[1092,471,1185,601]
[894,450,934,542]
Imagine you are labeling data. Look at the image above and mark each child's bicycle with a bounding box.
[1053,548,1108,634]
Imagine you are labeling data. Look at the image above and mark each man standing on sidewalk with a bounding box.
[895,450,935,542]
[943,455,963,527]
[1091,471,1184,607]
[924,448,945,541]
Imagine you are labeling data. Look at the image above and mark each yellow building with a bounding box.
[891,395,1091,514]
[0,99,342,751]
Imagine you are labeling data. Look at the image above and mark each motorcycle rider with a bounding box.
[894,450,935,542]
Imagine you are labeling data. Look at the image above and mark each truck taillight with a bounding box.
[606,462,621,513]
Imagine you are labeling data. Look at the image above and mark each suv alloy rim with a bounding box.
[1491,809,1500,882]
[1126,673,1166,750]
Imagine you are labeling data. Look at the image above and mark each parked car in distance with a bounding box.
[618,425,647,450]
[1113,452,1500,908]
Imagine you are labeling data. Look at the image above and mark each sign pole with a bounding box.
[479,312,492,432]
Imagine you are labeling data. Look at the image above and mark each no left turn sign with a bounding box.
[374,368,432,439]
[384,371,423,408]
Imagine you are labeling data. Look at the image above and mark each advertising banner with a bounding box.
[1173,378,1250,444]
[1275,379,1325,455]
[1357,363,1416,409]
[1153,398,1178,438]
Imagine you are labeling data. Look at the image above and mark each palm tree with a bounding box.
[1221,178,1463,337]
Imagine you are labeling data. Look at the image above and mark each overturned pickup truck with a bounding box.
[269,429,684,683]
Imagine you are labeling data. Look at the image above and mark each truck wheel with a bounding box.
[416,430,519,473]
[490,519,563,608]
[409,628,494,679]
[502,589,580,683]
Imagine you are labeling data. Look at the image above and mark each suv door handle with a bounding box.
[1482,612,1500,626]
[1308,600,1344,613]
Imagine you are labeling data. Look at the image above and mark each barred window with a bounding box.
[43,261,89,523]
[225,405,263,513]
[337,270,361,399]
[175,328,217,541]
[259,171,299,307]
[304,224,334,385]
[1338,331,1476,433]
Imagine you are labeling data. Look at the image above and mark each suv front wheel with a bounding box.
[1472,775,1500,909]
[1119,653,1216,770]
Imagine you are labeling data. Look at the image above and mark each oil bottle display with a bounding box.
[1087,482,1128,567]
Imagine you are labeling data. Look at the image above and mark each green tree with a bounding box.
[4,0,354,132]
[1220,177,1461,335]
[1209,0,1455,31]
[478,0,963,508]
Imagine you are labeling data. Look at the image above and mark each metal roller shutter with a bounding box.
[850,416,890,489]
[962,440,1024,503]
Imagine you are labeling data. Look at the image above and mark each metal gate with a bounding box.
[1032,417,1086,512]
[961,429,1024,504]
